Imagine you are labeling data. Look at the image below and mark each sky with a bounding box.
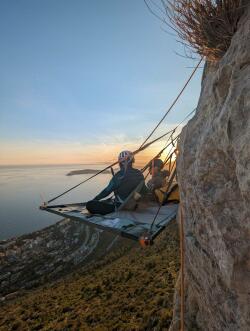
[0,0,203,165]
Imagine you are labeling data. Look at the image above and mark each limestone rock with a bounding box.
[172,4,250,331]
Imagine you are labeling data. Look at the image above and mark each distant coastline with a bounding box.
[66,169,111,176]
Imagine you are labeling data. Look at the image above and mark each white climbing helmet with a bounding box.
[118,150,134,164]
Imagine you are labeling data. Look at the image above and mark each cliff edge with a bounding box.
[172,4,250,331]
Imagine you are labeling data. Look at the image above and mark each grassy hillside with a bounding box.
[0,220,179,331]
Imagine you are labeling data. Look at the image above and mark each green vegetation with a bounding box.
[0,220,179,331]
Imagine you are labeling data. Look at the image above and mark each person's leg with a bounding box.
[86,200,116,215]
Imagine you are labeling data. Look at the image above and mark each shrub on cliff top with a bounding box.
[160,0,244,61]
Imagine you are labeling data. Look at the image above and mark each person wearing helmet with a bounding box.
[147,158,169,192]
[86,150,144,215]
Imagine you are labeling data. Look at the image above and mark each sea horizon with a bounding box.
[0,163,112,241]
[0,162,111,168]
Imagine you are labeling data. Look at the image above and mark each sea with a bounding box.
[0,164,111,241]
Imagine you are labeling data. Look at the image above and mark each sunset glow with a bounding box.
[0,1,201,166]
[0,135,177,166]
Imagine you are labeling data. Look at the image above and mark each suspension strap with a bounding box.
[149,167,177,233]
[170,129,176,149]
[168,153,172,175]
[151,159,155,177]
[110,167,118,205]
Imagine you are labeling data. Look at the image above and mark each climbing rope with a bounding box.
[46,128,176,204]
[142,106,196,174]
[146,107,198,234]
[46,106,195,205]
[139,58,203,149]
[141,133,179,173]
[180,206,185,331]
[145,132,179,236]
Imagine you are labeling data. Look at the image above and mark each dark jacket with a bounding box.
[94,166,144,202]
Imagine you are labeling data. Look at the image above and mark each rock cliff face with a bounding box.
[0,220,124,302]
[173,4,250,331]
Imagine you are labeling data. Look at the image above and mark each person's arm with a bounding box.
[93,173,121,200]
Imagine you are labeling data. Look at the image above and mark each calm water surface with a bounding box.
[0,164,111,240]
